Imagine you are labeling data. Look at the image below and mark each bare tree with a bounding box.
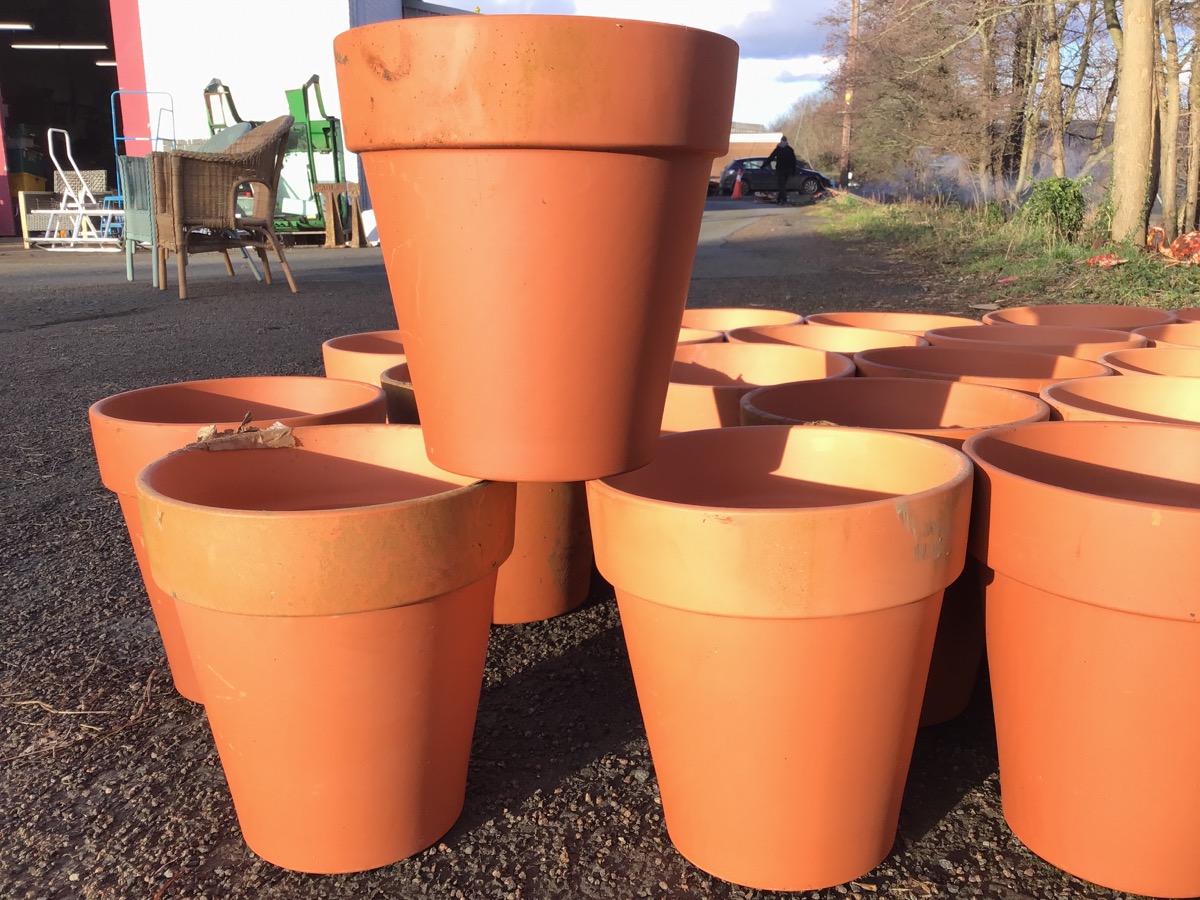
[1043,1,1069,177]
[1109,0,1157,242]
[1184,3,1200,229]
[1156,0,1182,239]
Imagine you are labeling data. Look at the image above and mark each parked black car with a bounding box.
[718,157,835,197]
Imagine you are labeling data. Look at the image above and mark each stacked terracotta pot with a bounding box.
[84,14,1200,894]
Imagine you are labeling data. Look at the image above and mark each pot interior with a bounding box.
[143,426,474,511]
[323,330,406,354]
[856,347,1108,379]
[671,343,851,387]
[1099,347,1200,377]
[1043,375,1200,424]
[679,307,799,331]
[97,377,377,425]
[745,378,1043,429]
[985,304,1174,330]
[606,425,967,509]
[806,311,981,332]
[968,422,1200,508]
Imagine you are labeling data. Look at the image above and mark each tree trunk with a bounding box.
[1157,0,1181,238]
[1004,7,1039,177]
[1043,1,1067,178]
[1109,0,1156,243]
[1184,2,1200,229]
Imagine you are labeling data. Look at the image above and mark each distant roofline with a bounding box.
[730,132,783,142]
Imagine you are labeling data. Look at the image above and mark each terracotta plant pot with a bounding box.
[663,342,855,434]
[739,377,1049,726]
[1131,321,1200,349]
[925,324,1147,360]
[588,425,973,890]
[678,326,725,345]
[379,362,594,625]
[1175,307,1200,323]
[965,420,1200,897]
[136,424,516,873]
[805,311,981,336]
[854,346,1112,396]
[1098,346,1200,377]
[321,329,406,386]
[981,303,1176,331]
[335,15,738,481]
[87,377,387,703]
[379,361,421,426]
[728,323,926,353]
[678,307,802,332]
[1040,374,1200,424]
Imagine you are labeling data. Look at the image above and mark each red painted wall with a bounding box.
[108,0,151,156]
[0,82,13,237]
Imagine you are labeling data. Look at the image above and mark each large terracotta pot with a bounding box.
[727,323,926,353]
[965,420,1200,897]
[663,342,855,433]
[87,377,386,702]
[379,362,594,625]
[321,330,406,386]
[805,311,980,336]
[854,346,1112,396]
[679,307,802,332]
[136,424,515,873]
[1131,321,1200,349]
[739,377,1049,726]
[925,324,1147,360]
[1175,307,1200,322]
[1041,374,1200,424]
[1098,346,1200,377]
[335,15,738,481]
[982,303,1176,331]
[588,425,973,890]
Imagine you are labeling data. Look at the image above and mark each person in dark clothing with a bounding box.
[765,136,798,205]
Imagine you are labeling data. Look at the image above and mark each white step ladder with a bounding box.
[36,128,123,252]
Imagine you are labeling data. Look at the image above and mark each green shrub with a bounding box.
[1019,177,1087,243]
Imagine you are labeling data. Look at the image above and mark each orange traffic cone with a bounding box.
[731,169,744,200]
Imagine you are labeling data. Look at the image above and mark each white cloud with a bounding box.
[473,0,838,125]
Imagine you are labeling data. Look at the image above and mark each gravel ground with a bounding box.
[0,202,1154,900]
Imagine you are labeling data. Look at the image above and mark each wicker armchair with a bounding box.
[151,115,298,299]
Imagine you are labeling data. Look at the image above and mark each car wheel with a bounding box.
[800,176,820,195]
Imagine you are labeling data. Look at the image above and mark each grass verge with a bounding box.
[813,194,1200,311]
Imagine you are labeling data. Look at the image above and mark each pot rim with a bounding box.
[320,329,406,352]
[981,303,1178,327]
[136,423,486,519]
[853,345,1115,377]
[670,342,857,387]
[89,375,385,428]
[964,419,1200,512]
[1039,374,1200,424]
[741,377,1051,434]
[927,323,1142,342]
[591,424,973,516]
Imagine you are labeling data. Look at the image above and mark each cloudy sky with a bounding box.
[475,0,839,126]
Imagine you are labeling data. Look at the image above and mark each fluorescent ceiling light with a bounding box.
[12,42,109,50]
[0,22,33,30]
[95,60,117,66]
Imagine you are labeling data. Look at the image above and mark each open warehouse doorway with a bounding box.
[1,1,121,234]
